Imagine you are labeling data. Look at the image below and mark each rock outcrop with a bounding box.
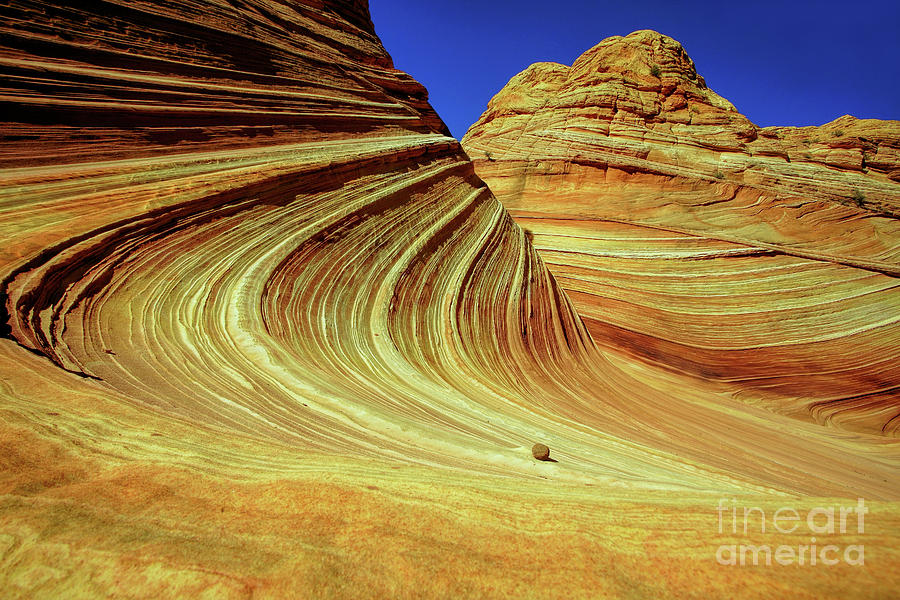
[1,8,898,598]
[463,30,900,436]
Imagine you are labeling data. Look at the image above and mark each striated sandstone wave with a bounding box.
[1,7,899,598]
[463,30,900,437]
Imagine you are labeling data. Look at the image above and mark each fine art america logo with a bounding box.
[716,498,867,566]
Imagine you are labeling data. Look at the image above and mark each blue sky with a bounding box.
[370,1,900,139]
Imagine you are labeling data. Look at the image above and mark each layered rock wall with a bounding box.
[463,30,900,435]
[1,10,898,597]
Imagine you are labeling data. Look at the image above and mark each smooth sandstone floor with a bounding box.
[2,339,899,599]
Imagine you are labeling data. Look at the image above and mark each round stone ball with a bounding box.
[531,443,550,461]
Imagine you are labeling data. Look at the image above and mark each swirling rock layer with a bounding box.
[463,30,900,437]
[1,8,898,599]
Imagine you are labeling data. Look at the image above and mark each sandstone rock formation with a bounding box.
[463,30,900,437]
[1,8,898,598]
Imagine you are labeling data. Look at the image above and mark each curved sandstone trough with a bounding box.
[0,5,898,598]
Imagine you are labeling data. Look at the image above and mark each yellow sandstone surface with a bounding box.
[0,6,897,599]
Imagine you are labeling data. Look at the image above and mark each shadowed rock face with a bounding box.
[1,8,899,598]
[463,30,900,437]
